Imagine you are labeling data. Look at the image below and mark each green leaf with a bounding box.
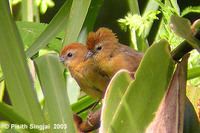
[77,0,104,43]
[118,10,160,52]
[181,6,200,17]
[153,0,178,17]
[184,98,200,132]
[39,0,55,14]
[16,21,64,52]
[170,15,192,39]
[25,0,73,58]
[170,15,200,52]
[127,0,139,14]
[142,0,160,38]
[146,54,189,132]
[66,72,80,104]
[71,95,96,114]
[101,70,133,131]
[0,0,46,124]
[63,0,91,45]
[21,0,34,21]
[16,21,47,48]
[0,102,42,133]
[34,53,76,133]
[188,66,200,80]
[192,19,200,32]
[101,39,175,132]
[0,81,4,101]
[170,0,180,15]
[187,85,200,114]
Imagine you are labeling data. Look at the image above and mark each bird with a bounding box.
[85,27,144,78]
[60,43,110,99]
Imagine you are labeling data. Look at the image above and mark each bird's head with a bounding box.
[85,27,118,61]
[60,43,87,68]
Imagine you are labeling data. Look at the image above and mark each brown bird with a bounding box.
[85,27,144,78]
[60,43,110,99]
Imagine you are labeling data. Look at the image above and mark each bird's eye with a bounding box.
[67,52,73,57]
[97,46,102,51]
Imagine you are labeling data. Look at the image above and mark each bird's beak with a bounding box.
[84,50,94,61]
[59,56,66,63]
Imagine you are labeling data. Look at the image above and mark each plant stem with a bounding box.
[172,29,200,61]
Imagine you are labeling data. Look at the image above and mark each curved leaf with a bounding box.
[25,0,73,58]
[101,70,134,130]
[101,39,175,132]
[0,102,42,133]
[63,0,91,45]
[0,0,46,124]
[34,54,76,133]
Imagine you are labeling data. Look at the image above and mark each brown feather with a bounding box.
[60,43,110,99]
[86,28,144,78]
[61,43,84,56]
[86,27,118,50]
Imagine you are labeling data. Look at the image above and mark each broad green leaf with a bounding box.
[34,54,75,133]
[170,15,192,39]
[63,0,91,45]
[101,39,175,132]
[0,0,46,124]
[101,70,133,131]
[25,0,73,58]
[0,102,42,133]
[146,54,189,133]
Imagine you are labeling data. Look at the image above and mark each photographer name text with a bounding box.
[1,123,67,130]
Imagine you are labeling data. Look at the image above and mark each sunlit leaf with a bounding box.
[34,53,76,132]
[63,0,91,45]
[25,0,73,58]
[0,0,46,124]
[101,70,133,130]
[16,21,64,52]
[146,54,189,133]
[101,39,175,132]
[0,102,42,133]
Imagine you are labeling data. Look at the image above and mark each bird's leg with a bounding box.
[90,98,101,113]
[77,99,102,132]
[79,107,102,132]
